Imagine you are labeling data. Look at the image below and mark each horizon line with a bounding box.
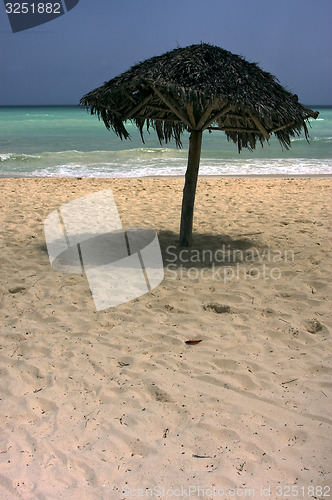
[1,103,332,108]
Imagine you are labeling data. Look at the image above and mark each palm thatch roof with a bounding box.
[80,43,319,247]
[80,43,318,151]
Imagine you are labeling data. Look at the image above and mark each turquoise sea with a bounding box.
[0,105,331,177]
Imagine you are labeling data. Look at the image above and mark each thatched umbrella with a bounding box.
[80,43,318,246]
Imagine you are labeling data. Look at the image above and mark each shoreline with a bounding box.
[1,173,332,179]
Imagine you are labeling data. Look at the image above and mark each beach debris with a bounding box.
[185,340,203,345]
[163,428,169,438]
[237,461,246,474]
[237,231,263,237]
[119,415,127,426]
[281,378,298,385]
[154,390,172,403]
[279,318,290,324]
[203,303,230,314]
[8,286,26,294]
[118,361,130,367]
[305,319,323,334]
[192,454,212,459]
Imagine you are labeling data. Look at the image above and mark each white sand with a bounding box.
[0,177,331,499]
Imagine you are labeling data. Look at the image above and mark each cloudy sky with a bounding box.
[1,0,331,106]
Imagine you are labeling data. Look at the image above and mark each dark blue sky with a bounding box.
[1,0,331,106]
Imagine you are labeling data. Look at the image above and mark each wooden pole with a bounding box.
[179,130,203,247]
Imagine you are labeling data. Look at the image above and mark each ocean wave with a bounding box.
[0,152,41,162]
[2,158,330,178]
[1,148,331,177]
[0,153,12,161]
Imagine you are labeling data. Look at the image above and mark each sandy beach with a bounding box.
[0,176,331,499]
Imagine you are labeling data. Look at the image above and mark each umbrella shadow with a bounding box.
[39,228,263,272]
[41,227,160,273]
